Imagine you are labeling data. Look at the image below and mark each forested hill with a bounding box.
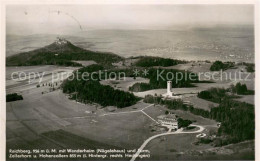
[6,38,123,67]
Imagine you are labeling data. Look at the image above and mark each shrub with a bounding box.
[6,93,23,102]
[198,91,212,100]
[210,61,234,71]
[198,138,213,144]
[230,82,253,95]
[178,118,192,128]
[244,63,255,72]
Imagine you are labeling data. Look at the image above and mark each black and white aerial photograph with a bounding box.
[3,1,257,161]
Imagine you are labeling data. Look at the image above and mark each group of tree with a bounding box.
[197,87,237,103]
[177,118,192,128]
[210,61,234,71]
[230,82,254,95]
[62,64,140,108]
[6,93,23,102]
[144,94,163,104]
[210,99,254,145]
[196,86,254,146]
[244,63,255,72]
[135,56,187,67]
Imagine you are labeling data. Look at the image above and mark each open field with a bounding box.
[6,85,159,150]
[183,96,219,111]
[6,65,254,160]
[6,66,79,94]
[234,95,255,105]
[6,83,219,159]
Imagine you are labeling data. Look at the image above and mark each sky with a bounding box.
[6,5,254,35]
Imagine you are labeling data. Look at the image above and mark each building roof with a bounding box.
[157,114,177,121]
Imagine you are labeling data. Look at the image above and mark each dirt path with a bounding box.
[130,124,205,161]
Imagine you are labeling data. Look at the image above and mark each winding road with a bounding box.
[130,124,205,161]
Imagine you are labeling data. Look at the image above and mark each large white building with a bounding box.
[157,114,178,130]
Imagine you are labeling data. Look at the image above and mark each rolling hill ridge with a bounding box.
[6,38,123,67]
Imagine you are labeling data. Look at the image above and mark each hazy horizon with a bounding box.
[6,5,254,35]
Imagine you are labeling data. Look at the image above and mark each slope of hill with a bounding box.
[6,38,123,67]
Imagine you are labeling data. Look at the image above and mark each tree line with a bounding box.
[62,64,140,108]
